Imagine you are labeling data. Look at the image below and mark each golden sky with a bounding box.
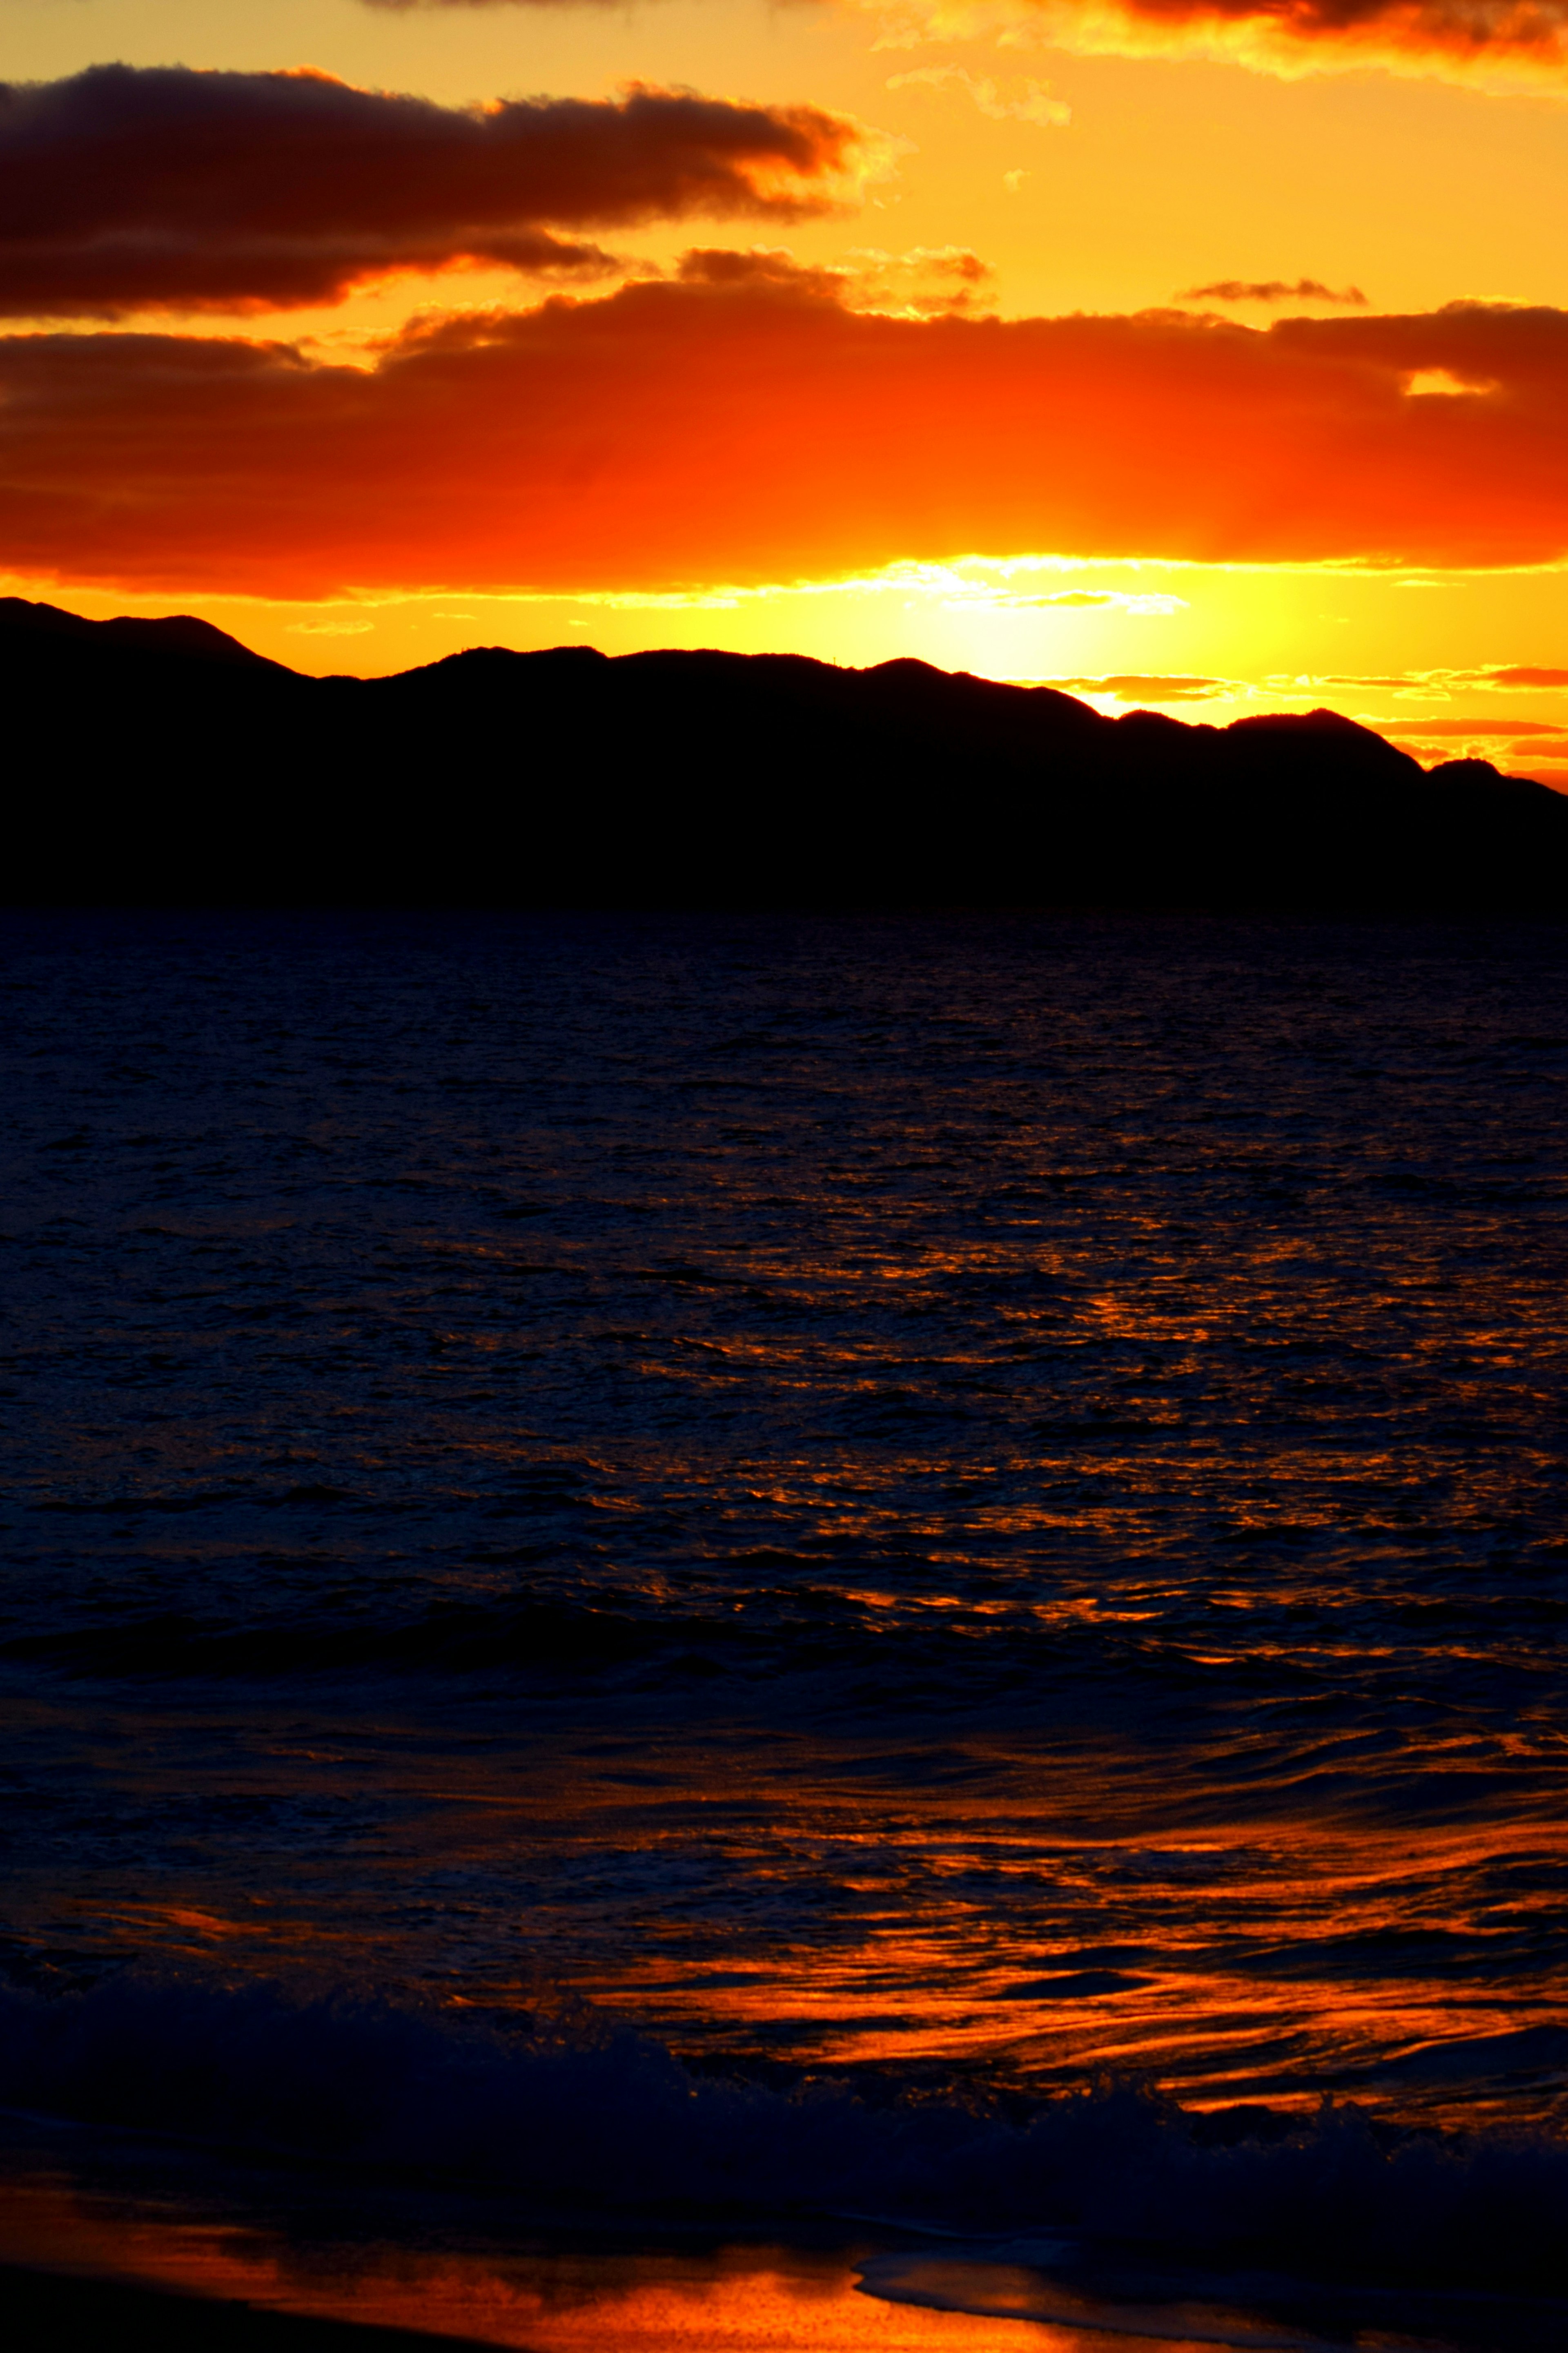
[3,0,1567,781]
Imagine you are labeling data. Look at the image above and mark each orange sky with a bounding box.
[3,0,1567,782]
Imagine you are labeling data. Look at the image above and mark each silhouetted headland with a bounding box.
[5,597,1564,909]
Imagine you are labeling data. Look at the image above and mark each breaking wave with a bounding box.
[1,1969,1564,2294]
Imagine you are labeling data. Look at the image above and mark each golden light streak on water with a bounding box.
[0,2180,1265,2353]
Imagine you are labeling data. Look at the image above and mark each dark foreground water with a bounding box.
[1,913,1565,2350]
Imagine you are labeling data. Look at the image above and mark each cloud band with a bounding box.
[2,269,1565,595]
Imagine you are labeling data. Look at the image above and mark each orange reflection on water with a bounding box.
[11,1686,1566,2134]
[0,2180,1229,2353]
[560,1802,1568,2127]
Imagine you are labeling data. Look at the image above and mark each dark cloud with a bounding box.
[4,272,1568,598]
[0,65,873,317]
[1181,279,1368,305]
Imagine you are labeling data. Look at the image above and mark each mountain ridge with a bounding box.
[4,597,1563,910]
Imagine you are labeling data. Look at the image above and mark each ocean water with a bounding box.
[1,910,1565,2349]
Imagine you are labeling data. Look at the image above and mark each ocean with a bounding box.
[1,910,1565,2352]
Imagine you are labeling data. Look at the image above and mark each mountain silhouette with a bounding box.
[4,598,1564,910]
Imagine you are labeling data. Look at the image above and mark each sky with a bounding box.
[3,0,1567,781]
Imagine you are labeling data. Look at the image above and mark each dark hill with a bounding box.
[3,600,1564,910]
[0,596,293,671]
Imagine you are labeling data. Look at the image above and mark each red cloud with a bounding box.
[1100,0,1568,68]
[361,0,1568,86]
[0,67,873,316]
[4,270,1568,596]
[1007,0,1568,79]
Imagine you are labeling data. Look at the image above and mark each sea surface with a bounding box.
[1,911,1565,2351]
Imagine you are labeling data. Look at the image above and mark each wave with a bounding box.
[5,1586,1553,1716]
[0,1971,1563,2295]
[0,1593,1171,1690]
[0,1600,703,1682]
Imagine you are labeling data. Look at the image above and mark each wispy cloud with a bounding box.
[1040,673,1235,700]
[884,67,1071,127]
[862,0,1568,94]
[1379,716,1568,733]
[1273,665,1568,699]
[1180,279,1366,306]
[353,0,1568,96]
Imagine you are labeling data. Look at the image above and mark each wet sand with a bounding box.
[0,2247,1098,2353]
[4,2148,1566,2353]
[0,2173,1071,2353]
[2,2266,503,2353]
[0,2152,1340,2353]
